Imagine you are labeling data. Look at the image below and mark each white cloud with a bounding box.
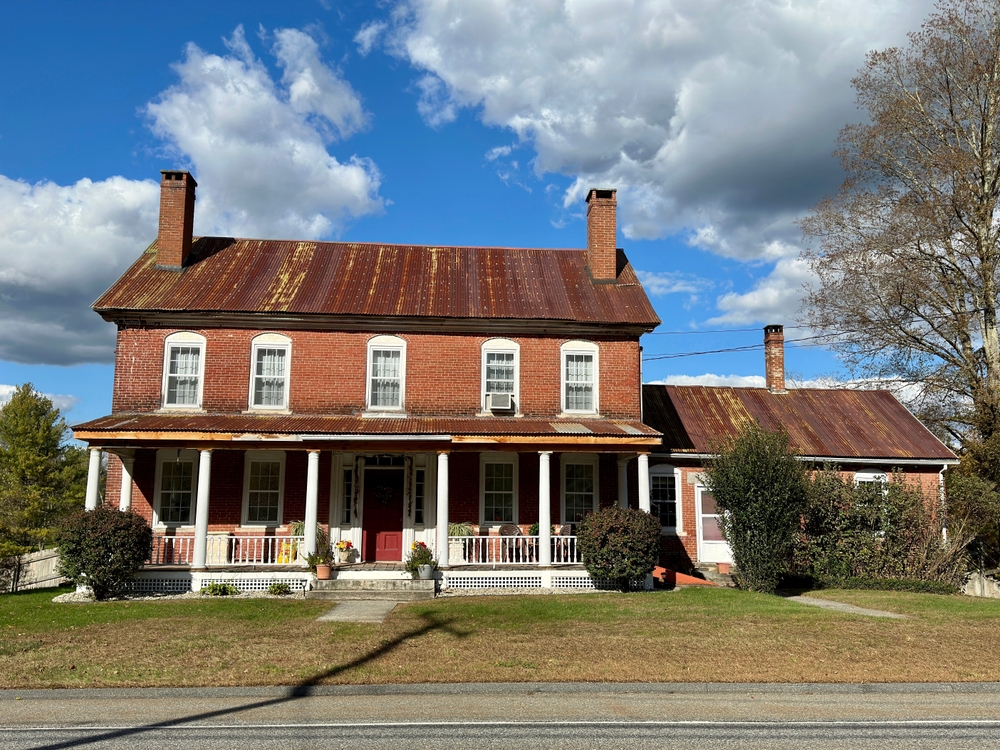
[485,145,513,161]
[384,0,933,261]
[0,25,382,364]
[636,269,711,296]
[709,257,815,326]
[651,374,766,388]
[355,21,387,56]
[0,384,79,414]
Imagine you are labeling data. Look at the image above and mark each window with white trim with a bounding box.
[482,339,519,411]
[242,451,285,526]
[650,465,681,530]
[562,454,598,523]
[249,334,290,410]
[855,471,889,534]
[162,332,206,409]
[154,449,199,526]
[561,341,599,414]
[414,468,426,526]
[480,454,518,525]
[341,467,353,526]
[367,335,406,411]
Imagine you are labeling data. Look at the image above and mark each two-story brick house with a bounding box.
[73,172,662,592]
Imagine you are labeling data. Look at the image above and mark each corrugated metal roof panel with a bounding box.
[643,384,956,461]
[94,240,660,328]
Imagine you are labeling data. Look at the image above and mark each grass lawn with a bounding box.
[2,586,999,688]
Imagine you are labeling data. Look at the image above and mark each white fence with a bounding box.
[149,535,305,566]
[447,535,580,565]
[3,548,66,592]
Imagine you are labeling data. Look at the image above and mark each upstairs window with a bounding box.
[561,341,599,414]
[249,334,291,410]
[482,339,519,412]
[367,335,406,411]
[162,332,205,409]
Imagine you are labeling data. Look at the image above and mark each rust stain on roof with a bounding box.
[94,239,660,328]
[643,384,956,461]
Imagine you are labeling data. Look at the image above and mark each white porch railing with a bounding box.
[447,535,581,565]
[149,535,305,566]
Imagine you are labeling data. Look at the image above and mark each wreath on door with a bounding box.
[372,485,395,506]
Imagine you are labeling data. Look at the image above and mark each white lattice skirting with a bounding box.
[442,570,652,590]
[127,571,310,594]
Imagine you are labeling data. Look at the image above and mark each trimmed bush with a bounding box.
[578,506,661,591]
[267,582,292,596]
[201,581,239,596]
[57,506,153,600]
[823,577,958,595]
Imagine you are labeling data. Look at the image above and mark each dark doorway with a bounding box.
[362,468,405,562]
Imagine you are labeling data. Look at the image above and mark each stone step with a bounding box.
[305,578,436,601]
[695,563,735,587]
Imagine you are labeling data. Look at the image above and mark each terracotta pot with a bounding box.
[717,563,731,575]
[316,563,332,580]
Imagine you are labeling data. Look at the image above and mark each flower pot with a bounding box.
[417,564,435,580]
[448,538,466,565]
[337,549,352,564]
[316,563,332,580]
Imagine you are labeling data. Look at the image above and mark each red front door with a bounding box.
[362,468,405,561]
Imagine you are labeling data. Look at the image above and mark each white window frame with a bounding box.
[248,333,291,412]
[560,340,599,415]
[366,335,406,412]
[560,453,599,524]
[161,331,206,410]
[241,450,286,527]
[481,338,520,413]
[649,463,683,533]
[479,453,519,527]
[152,448,199,528]
[854,471,888,486]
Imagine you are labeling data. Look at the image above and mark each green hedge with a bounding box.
[820,577,958,595]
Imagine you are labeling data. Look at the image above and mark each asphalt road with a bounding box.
[3,683,1000,749]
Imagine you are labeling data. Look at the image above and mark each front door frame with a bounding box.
[695,484,733,565]
[361,459,407,562]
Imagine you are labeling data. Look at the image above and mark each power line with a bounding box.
[640,333,831,362]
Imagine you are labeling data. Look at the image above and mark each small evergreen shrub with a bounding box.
[201,581,240,596]
[578,506,661,591]
[267,582,292,596]
[57,506,153,600]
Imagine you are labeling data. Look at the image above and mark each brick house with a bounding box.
[73,172,663,592]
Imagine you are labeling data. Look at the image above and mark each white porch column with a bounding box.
[638,453,651,513]
[436,451,450,568]
[304,450,320,556]
[85,448,102,511]
[192,449,213,569]
[119,456,135,512]
[617,456,629,509]
[538,451,552,567]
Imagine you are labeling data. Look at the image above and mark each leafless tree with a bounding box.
[802,0,1000,446]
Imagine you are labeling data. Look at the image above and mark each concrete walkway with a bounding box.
[784,595,907,619]
[316,601,400,623]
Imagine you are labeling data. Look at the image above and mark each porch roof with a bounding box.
[73,412,660,446]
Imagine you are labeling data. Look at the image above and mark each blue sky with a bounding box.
[0,0,936,425]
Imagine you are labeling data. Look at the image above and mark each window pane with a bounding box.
[485,351,515,394]
[370,349,401,408]
[247,460,281,524]
[253,347,286,407]
[414,468,425,525]
[701,491,717,515]
[564,353,594,410]
[159,460,194,524]
[651,474,677,527]
[701,515,725,541]
[342,469,353,525]
[484,461,515,523]
[564,463,595,522]
[166,346,200,405]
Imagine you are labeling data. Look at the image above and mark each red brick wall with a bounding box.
[112,327,641,418]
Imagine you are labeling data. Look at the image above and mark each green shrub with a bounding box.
[201,581,240,596]
[821,577,957,595]
[267,582,292,596]
[578,506,661,591]
[404,541,436,579]
[56,506,153,600]
[704,424,808,594]
[448,522,474,536]
[527,522,554,536]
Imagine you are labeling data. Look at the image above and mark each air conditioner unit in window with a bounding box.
[488,392,513,411]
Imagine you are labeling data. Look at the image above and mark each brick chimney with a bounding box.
[586,188,618,282]
[764,324,786,394]
[157,170,197,269]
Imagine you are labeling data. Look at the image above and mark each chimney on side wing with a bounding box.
[157,170,197,269]
[586,188,618,282]
[764,324,786,394]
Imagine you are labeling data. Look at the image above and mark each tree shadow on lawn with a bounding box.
[26,610,467,750]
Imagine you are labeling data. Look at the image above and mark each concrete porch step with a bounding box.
[695,563,735,587]
[306,578,436,601]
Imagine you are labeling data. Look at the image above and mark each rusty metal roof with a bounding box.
[73,413,660,440]
[642,385,956,461]
[93,239,660,329]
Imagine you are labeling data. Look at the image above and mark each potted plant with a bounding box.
[306,548,333,580]
[448,522,474,565]
[405,541,436,580]
[334,539,354,564]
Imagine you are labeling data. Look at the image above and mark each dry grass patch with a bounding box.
[2,586,1000,688]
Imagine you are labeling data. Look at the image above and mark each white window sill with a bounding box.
[245,408,291,415]
[475,411,522,418]
[557,411,601,419]
[153,524,196,530]
[236,524,283,531]
[362,411,406,418]
[158,406,205,412]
